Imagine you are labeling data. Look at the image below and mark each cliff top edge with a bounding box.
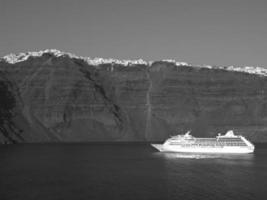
[1,49,266,76]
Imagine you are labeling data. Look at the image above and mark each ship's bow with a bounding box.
[151,144,164,152]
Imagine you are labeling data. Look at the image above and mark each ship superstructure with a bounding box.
[152,130,254,154]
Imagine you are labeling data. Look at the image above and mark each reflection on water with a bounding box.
[153,151,258,200]
[156,152,225,159]
[153,152,255,168]
[154,152,254,160]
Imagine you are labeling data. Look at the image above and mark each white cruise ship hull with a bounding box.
[151,144,254,154]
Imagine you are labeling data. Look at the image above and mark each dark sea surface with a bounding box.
[0,143,267,200]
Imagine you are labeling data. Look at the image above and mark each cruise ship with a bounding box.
[151,130,255,154]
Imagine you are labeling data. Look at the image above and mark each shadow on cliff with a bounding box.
[0,72,56,144]
[0,75,23,143]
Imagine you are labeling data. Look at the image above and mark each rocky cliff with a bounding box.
[1,50,267,143]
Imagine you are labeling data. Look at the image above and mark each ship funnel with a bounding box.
[225,130,235,137]
[185,131,191,136]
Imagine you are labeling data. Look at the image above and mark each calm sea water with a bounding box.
[0,143,267,200]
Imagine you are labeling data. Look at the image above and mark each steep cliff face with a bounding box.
[1,50,267,143]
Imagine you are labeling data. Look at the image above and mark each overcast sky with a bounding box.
[1,0,267,67]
